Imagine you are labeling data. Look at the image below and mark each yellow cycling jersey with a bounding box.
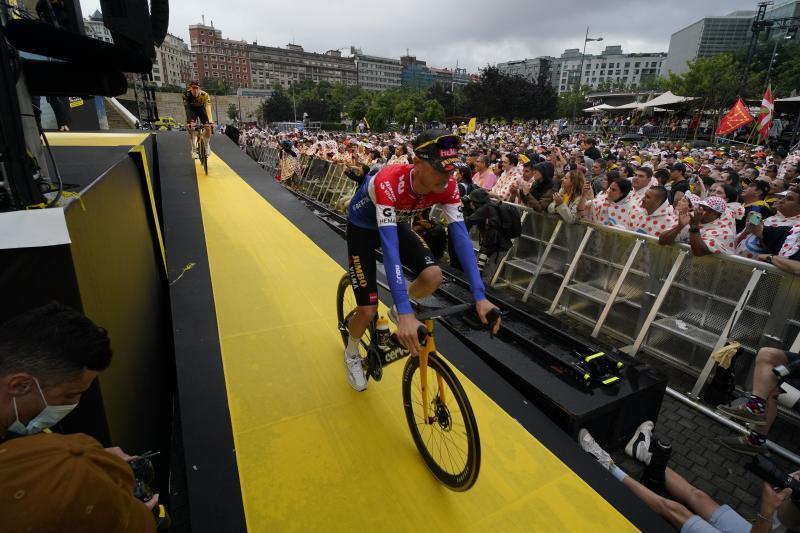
[183,89,211,109]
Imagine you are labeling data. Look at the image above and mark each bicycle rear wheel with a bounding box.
[402,353,480,491]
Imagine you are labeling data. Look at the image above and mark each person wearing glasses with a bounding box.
[343,129,500,391]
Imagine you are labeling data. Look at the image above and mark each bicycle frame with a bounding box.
[418,318,448,425]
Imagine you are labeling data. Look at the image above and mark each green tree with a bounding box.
[421,99,446,123]
[394,96,421,127]
[773,41,800,96]
[344,93,372,125]
[262,90,294,122]
[557,87,589,118]
[462,66,558,120]
[663,54,755,111]
[226,103,238,122]
[366,102,390,132]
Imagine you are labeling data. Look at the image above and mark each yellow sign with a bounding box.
[467,117,476,132]
[68,97,84,109]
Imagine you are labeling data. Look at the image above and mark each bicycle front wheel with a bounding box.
[198,136,208,175]
[402,353,480,491]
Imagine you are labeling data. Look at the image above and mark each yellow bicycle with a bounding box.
[189,120,211,175]
[336,273,498,491]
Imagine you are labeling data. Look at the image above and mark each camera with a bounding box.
[129,456,156,502]
[747,455,800,503]
[129,456,172,529]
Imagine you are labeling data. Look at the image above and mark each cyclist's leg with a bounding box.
[397,222,442,300]
[346,222,380,339]
[186,111,197,151]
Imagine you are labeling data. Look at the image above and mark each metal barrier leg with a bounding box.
[689,268,766,399]
[592,238,644,338]
[523,220,562,303]
[624,250,688,356]
[791,328,800,353]
[548,227,593,315]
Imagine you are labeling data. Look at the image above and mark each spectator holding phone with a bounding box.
[736,187,800,259]
[0,303,157,532]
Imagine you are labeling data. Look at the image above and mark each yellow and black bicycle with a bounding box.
[190,120,211,175]
[336,273,499,491]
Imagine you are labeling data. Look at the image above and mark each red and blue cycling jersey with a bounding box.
[348,164,485,314]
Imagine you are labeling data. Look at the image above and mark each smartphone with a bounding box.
[749,211,763,226]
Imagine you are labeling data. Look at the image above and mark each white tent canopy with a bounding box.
[638,91,697,108]
[582,103,616,112]
[613,101,645,110]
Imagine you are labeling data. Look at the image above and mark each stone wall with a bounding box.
[117,89,265,126]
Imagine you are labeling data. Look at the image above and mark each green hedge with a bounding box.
[320,122,347,131]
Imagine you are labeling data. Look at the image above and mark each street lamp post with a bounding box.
[570,26,603,133]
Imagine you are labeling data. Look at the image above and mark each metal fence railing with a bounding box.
[570,123,716,142]
[248,147,800,402]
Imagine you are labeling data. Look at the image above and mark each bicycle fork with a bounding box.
[419,319,447,425]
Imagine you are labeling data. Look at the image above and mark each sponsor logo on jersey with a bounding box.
[379,181,397,203]
[351,196,370,211]
[394,264,403,285]
[369,292,378,303]
[377,205,395,226]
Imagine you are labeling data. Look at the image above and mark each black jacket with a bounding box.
[465,200,512,253]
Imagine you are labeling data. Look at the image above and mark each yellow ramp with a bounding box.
[45,132,149,147]
[195,155,637,533]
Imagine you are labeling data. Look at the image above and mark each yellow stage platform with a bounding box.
[194,154,638,532]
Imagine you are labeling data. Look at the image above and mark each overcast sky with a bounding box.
[80,0,759,72]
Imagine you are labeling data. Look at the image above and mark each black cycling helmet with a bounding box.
[413,129,469,174]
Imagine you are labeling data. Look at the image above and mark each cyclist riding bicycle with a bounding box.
[344,128,500,391]
[182,80,213,158]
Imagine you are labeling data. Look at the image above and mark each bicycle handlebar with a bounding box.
[417,303,474,321]
[416,304,502,338]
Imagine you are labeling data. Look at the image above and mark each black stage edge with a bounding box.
[157,133,246,533]
[213,137,672,532]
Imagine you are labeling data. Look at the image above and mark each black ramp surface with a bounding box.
[157,133,246,533]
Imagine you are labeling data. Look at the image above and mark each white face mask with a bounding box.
[7,378,78,436]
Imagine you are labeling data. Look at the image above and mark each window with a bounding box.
[635,62,640,67]
[624,62,630,68]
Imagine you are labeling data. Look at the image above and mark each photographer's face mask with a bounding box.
[8,378,78,435]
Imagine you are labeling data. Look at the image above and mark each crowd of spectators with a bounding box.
[240,120,800,271]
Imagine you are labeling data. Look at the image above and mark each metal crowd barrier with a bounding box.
[570,124,714,141]
[245,148,800,409]
[492,207,800,403]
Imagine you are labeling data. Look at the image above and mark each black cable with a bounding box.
[36,124,62,207]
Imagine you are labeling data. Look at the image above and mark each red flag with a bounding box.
[716,98,754,137]
[756,85,774,142]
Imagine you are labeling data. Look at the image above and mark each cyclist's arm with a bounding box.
[182,93,193,124]
[203,94,213,123]
[441,203,486,302]
[375,208,413,315]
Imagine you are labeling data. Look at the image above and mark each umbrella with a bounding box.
[619,133,643,141]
